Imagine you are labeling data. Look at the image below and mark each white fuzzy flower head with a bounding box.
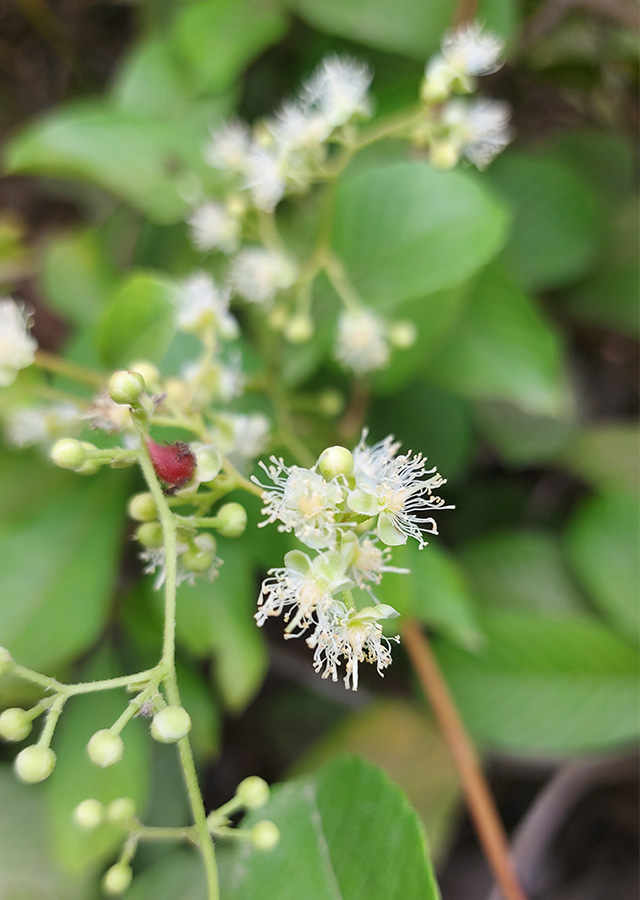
[0,298,37,387]
[271,101,332,153]
[442,23,504,77]
[229,248,297,306]
[3,403,81,448]
[301,56,373,128]
[188,201,241,254]
[335,308,390,376]
[341,532,409,591]
[173,272,238,339]
[210,412,271,467]
[244,146,286,212]
[253,458,346,549]
[205,120,252,173]
[307,601,400,690]
[450,97,513,168]
[348,430,451,548]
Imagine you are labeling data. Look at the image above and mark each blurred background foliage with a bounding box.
[0,0,638,898]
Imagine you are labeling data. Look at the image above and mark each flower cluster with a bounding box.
[0,297,37,387]
[254,433,451,689]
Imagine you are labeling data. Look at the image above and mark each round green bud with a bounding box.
[389,320,418,349]
[236,776,270,809]
[317,446,354,480]
[77,443,101,476]
[0,646,12,677]
[73,798,105,831]
[102,863,133,896]
[251,820,280,851]
[14,745,56,783]
[127,493,157,522]
[128,360,160,389]
[108,370,146,407]
[181,544,216,573]
[151,706,191,743]
[51,438,87,470]
[215,503,247,538]
[284,315,313,344]
[317,390,343,417]
[107,797,136,826]
[429,141,459,171]
[87,730,124,768]
[0,708,32,742]
[136,522,164,549]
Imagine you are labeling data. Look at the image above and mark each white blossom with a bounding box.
[334,308,390,375]
[140,534,222,590]
[188,201,241,254]
[204,120,252,173]
[442,23,504,77]
[210,412,270,467]
[3,403,81,448]
[172,272,238,338]
[344,534,409,591]
[243,146,286,212]
[271,101,332,152]
[0,298,37,387]
[229,247,297,306]
[301,56,373,128]
[449,97,513,168]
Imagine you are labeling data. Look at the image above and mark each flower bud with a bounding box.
[251,820,280,851]
[102,863,132,896]
[215,503,247,538]
[429,141,460,170]
[87,730,124,768]
[51,438,87,470]
[128,360,160,390]
[181,534,217,573]
[236,776,270,809]
[127,492,157,522]
[0,707,32,742]
[284,314,313,344]
[0,646,12,676]
[389,320,418,349]
[150,706,191,743]
[73,798,105,830]
[107,797,136,826]
[77,442,102,476]
[193,444,223,483]
[108,370,146,406]
[135,522,164,548]
[317,390,343,417]
[318,446,354,479]
[14,745,56,783]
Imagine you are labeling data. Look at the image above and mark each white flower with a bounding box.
[229,247,297,306]
[140,534,222,590]
[0,298,37,387]
[301,56,373,128]
[180,351,245,406]
[253,458,347,550]
[205,120,252,173]
[449,98,513,168]
[334,308,390,376]
[3,403,81,447]
[442,23,504,77]
[342,533,409,591]
[172,272,238,339]
[188,201,241,254]
[307,601,400,690]
[271,101,332,152]
[347,431,451,548]
[243,146,286,212]
[213,412,271,466]
[85,392,131,433]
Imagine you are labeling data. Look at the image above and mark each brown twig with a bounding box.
[453,0,480,28]
[402,619,528,900]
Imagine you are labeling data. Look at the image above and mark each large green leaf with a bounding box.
[562,260,640,337]
[559,423,640,493]
[565,491,639,644]
[126,851,204,900]
[434,611,640,754]
[331,162,509,308]
[112,38,192,117]
[222,755,440,900]
[426,265,567,417]
[0,472,127,672]
[473,396,576,465]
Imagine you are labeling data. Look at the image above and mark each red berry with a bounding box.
[146,439,196,491]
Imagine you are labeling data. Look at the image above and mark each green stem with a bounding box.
[37,694,65,748]
[134,824,197,843]
[34,350,104,388]
[110,683,158,736]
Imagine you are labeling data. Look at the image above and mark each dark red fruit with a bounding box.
[147,439,196,492]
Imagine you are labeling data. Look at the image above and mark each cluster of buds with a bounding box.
[253,432,451,689]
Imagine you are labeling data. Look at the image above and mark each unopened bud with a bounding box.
[151,706,191,743]
[318,446,354,479]
[429,141,460,170]
[317,390,343,417]
[236,775,270,809]
[107,797,136,826]
[73,798,105,830]
[0,708,32,742]
[214,503,247,538]
[194,445,223,483]
[389,320,418,348]
[127,493,157,522]
[77,442,102,476]
[181,533,217,573]
[51,438,87,470]
[136,522,164,548]
[14,745,56,783]
[284,315,313,344]
[251,820,280,851]
[102,863,132,896]
[128,361,160,390]
[108,370,146,406]
[87,730,124,768]
[0,646,12,676]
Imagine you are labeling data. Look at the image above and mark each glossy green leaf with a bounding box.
[112,38,191,116]
[426,265,567,417]
[126,850,204,900]
[222,755,440,900]
[331,162,509,308]
[474,396,576,465]
[560,423,640,492]
[98,271,176,368]
[434,611,640,754]
[562,260,639,336]
[565,491,640,644]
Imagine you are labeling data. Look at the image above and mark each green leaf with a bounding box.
[331,162,509,308]
[559,423,640,492]
[377,542,482,650]
[487,150,602,290]
[426,265,567,417]
[222,755,440,900]
[98,271,176,368]
[565,491,640,644]
[126,850,204,900]
[47,650,152,873]
[561,260,640,336]
[175,660,220,760]
[460,530,587,617]
[473,396,577,465]
[0,765,91,898]
[112,38,191,117]
[434,611,640,754]
[0,472,127,672]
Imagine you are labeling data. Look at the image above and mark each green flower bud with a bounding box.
[73,798,105,831]
[284,314,313,344]
[389,320,418,349]
[107,797,136,826]
[128,360,160,390]
[215,503,247,538]
[429,141,460,170]
[14,745,56,783]
[0,707,32,742]
[136,522,164,548]
[317,390,343,417]
[127,492,157,522]
[251,820,280,851]
[151,706,191,743]
[102,863,133,896]
[51,438,87,470]
[236,775,270,809]
[108,370,146,407]
[317,446,354,479]
[77,442,102,476]
[0,646,12,676]
[181,544,216,573]
[87,730,124,768]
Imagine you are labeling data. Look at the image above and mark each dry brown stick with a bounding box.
[402,618,528,900]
